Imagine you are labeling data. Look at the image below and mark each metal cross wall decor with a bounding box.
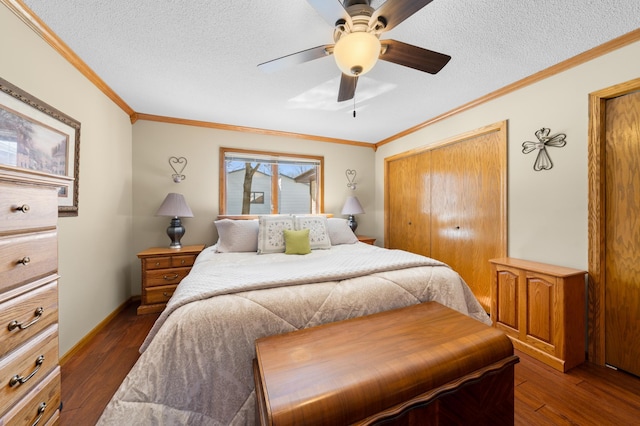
[522,128,567,171]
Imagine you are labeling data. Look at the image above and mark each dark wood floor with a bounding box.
[61,302,640,425]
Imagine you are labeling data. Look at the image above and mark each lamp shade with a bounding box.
[155,193,194,218]
[333,32,381,76]
[341,196,365,215]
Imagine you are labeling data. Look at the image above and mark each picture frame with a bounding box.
[0,77,80,216]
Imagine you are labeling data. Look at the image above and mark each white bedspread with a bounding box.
[99,243,490,425]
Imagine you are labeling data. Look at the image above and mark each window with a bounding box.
[250,192,264,204]
[220,148,323,215]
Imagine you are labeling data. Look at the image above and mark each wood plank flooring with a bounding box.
[61,302,640,425]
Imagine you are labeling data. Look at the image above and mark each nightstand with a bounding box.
[357,235,376,245]
[137,244,205,315]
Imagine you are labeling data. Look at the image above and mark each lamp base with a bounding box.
[166,217,185,249]
[347,214,358,232]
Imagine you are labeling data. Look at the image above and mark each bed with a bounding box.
[97,216,490,425]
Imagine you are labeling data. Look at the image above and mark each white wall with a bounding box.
[1,4,134,355]
[375,40,640,270]
[131,120,375,294]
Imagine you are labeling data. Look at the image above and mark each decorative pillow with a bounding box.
[293,215,331,250]
[257,216,295,254]
[284,229,311,255]
[214,219,259,253]
[327,218,358,245]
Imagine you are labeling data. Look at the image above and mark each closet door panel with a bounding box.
[430,130,505,312]
[387,152,431,257]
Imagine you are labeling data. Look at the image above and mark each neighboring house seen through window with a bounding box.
[220,148,323,215]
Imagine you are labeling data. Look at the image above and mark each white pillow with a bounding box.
[293,215,331,250]
[327,218,358,245]
[214,219,259,252]
[257,216,295,254]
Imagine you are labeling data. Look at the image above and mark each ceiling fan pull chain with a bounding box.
[353,95,356,118]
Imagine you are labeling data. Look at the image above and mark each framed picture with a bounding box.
[0,77,80,216]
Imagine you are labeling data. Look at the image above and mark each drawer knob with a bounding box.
[17,256,31,266]
[9,354,44,387]
[162,292,174,298]
[33,402,47,426]
[15,204,30,213]
[8,307,44,331]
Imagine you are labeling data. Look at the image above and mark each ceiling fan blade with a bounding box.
[372,0,434,31]
[258,45,333,73]
[306,0,351,27]
[380,39,451,74]
[338,74,358,102]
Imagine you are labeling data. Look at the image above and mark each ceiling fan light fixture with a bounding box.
[333,31,381,76]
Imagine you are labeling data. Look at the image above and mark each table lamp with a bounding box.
[155,193,194,248]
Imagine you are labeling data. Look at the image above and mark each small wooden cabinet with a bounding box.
[489,258,586,372]
[357,235,376,245]
[137,245,205,315]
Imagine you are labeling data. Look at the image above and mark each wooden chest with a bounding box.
[254,302,518,425]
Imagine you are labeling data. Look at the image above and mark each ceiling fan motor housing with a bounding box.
[333,3,384,76]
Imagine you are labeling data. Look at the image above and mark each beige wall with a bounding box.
[131,120,375,294]
[375,40,640,270]
[4,0,640,357]
[1,4,134,355]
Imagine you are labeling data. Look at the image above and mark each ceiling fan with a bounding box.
[258,0,451,102]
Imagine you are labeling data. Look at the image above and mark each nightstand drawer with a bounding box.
[146,285,177,305]
[171,254,197,267]
[0,231,58,294]
[145,256,172,270]
[144,267,191,287]
[0,281,58,356]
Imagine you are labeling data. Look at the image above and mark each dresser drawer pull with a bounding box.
[162,292,173,297]
[17,256,31,265]
[163,273,179,281]
[32,402,46,426]
[8,307,44,331]
[9,355,45,387]
[15,204,31,213]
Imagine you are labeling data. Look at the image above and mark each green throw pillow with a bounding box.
[284,229,311,255]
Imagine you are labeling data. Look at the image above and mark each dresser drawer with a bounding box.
[0,325,58,415]
[0,366,60,425]
[0,231,58,294]
[146,284,177,305]
[0,281,58,356]
[145,267,191,287]
[0,183,58,235]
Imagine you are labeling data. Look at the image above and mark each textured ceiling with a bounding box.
[19,0,640,144]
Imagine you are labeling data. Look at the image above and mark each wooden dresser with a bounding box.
[489,257,586,372]
[0,166,70,425]
[137,245,205,315]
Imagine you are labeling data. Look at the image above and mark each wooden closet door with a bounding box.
[387,152,431,257]
[430,131,505,312]
[604,90,640,377]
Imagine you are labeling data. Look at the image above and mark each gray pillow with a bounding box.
[327,218,358,245]
[214,219,259,252]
